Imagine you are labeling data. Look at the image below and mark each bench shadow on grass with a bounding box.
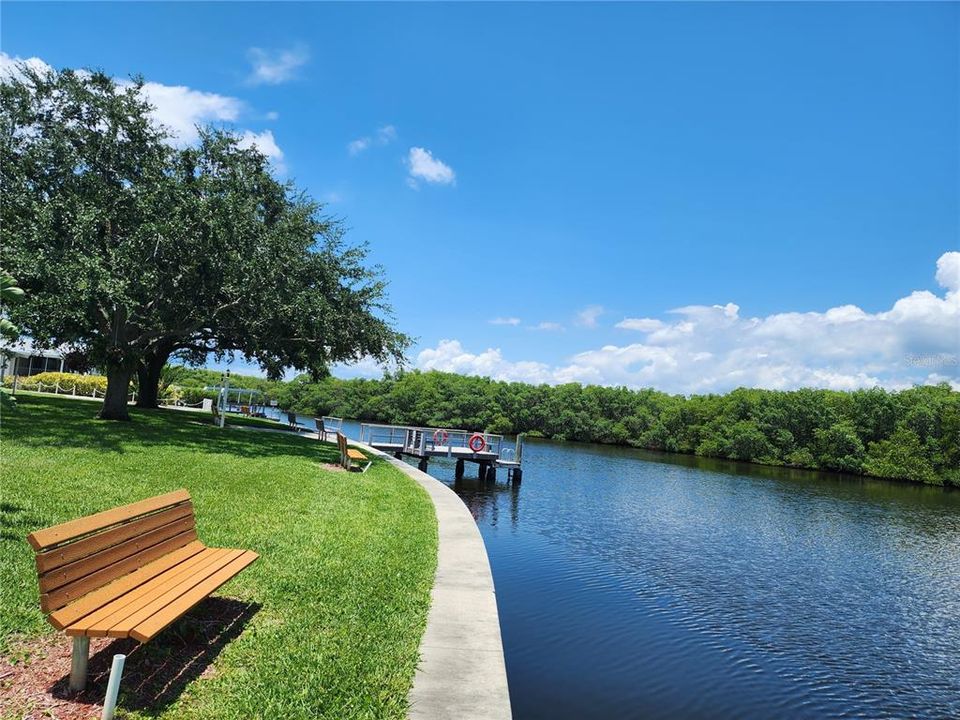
[6,394,346,465]
[52,597,261,714]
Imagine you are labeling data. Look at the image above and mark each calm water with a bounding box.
[281,415,960,718]
[411,437,959,719]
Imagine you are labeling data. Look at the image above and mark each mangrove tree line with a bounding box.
[271,370,959,487]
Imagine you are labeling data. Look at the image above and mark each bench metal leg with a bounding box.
[69,635,90,691]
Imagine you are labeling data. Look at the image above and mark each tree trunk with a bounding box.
[99,366,133,421]
[136,349,170,409]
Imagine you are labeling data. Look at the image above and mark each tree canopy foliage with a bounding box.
[273,370,960,487]
[0,270,24,342]
[0,64,406,419]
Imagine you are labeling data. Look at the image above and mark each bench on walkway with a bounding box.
[27,489,258,691]
[314,416,343,442]
[337,431,371,473]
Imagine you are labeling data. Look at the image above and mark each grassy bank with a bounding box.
[0,394,438,719]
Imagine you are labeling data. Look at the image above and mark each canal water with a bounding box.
[281,414,960,718]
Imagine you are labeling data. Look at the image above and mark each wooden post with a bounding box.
[455,459,465,480]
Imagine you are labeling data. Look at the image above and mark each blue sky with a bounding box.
[3,2,958,392]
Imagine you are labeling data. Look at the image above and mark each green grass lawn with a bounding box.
[0,393,437,719]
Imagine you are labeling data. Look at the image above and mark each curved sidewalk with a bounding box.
[357,441,513,720]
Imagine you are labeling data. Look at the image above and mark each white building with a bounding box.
[0,339,66,380]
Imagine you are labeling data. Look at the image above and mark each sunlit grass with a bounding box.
[0,394,437,719]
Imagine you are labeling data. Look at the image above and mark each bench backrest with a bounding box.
[336,430,348,461]
[27,490,197,614]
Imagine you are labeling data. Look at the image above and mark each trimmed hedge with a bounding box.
[2,371,107,395]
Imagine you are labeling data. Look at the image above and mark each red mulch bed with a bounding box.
[1,597,259,719]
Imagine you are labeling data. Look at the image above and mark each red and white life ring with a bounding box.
[468,433,486,453]
[433,429,449,446]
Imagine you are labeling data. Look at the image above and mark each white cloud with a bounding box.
[489,317,521,326]
[348,137,371,155]
[417,340,553,385]
[330,355,397,380]
[236,129,285,172]
[415,252,960,394]
[533,322,564,332]
[348,124,397,156]
[377,125,397,143]
[265,111,280,121]
[616,317,665,332]
[246,45,309,85]
[0,51,52,79]
[936,251,960,293]
[407,147,455,187]
[574,305,604,328]
[135,81,242,146]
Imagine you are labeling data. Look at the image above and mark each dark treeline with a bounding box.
[267,370,960,487]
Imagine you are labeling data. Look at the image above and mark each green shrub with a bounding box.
[864,427,940,485]
[2,371,107,395]
[174,385,219,405]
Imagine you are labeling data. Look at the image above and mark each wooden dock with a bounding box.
[359,424,523,482]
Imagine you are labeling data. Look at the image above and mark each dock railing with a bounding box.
[360,423,508,458]
[360,423,414,448]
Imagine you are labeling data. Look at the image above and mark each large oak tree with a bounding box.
[1,65,407,420]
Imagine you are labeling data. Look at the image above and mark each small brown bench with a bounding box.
[27,489,258,691]
[336,431,370,472]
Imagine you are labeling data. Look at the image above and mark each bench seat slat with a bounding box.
[129,550,259,643]
[39,514,197,593]
[76,548,241,637]
[41,529,199,613]
[27,490,191,551]
[347,449,367,460]
[35,504,195,574]
[48,541,206,630]
[65,546,224,636]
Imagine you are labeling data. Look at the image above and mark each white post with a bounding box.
[101,653,126,719]
[69,636,90,691]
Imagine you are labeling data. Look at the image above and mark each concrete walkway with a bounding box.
[356,441,513,720]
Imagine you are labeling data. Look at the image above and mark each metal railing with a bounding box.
[360,423,508,457]
[4,376,136,402]
[360,422,415,447]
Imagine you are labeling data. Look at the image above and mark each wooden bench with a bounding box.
[336,431,370,473]
[27,489,258,691]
